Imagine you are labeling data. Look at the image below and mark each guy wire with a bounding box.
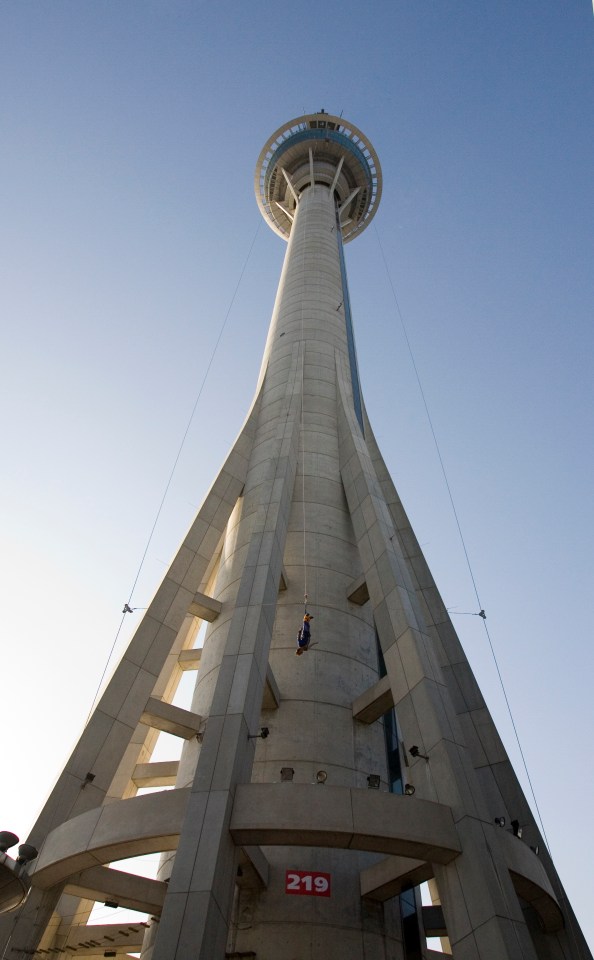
[373,224,551,851]
[85,219,262,722]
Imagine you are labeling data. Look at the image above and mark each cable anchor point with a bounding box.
[448,607,487,619]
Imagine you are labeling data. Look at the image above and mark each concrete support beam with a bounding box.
[178,651,279,711]
[423,904,447,937]
[178,648,202,671]
[237,846,269,889]
[188,591,221,622]
[275,201,294,223]
[150,345,303,960]
[132,761,179,788]
[360,855,431,901]
[140,698,203,740]
[281,167,299,205]
[335,368,543,957]
[64,865,167,915]
[330,155,345,195]
[346,573,369,605]
[338,187,360,216]
[352,674,393,724]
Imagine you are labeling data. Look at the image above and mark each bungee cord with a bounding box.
[300,177,309,615]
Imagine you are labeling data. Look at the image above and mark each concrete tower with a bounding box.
[1,112,590,960]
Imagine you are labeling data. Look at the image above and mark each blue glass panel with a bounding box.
[335,206,364,433]
[384,707,404,796]
[264,128,373,197]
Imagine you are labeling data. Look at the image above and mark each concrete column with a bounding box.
[336,373,539,960]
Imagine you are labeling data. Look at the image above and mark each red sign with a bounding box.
[285,870,331,897]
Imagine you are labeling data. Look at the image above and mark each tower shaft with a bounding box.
[148,182,389,958]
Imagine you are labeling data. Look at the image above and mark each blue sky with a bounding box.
[1,0,592,947]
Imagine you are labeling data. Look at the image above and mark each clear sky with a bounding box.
[1,0,592,948]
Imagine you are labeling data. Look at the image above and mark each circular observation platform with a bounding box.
[255,112,382,243]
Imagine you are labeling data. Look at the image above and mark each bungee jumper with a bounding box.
[295,612,314,656]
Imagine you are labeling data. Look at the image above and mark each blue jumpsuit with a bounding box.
[297,618,312,650]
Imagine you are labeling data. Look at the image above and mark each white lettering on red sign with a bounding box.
[285,870,331,897]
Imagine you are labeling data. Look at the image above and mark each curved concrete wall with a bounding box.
[27,784,564,943]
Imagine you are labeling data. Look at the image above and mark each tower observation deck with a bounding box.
[255,111,381,242]
[0,112,590,960]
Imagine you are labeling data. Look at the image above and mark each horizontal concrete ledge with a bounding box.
[65,864,167,915]
[178,647,202,670]
[31,789,191,889]
[141,697,203,739]
[230,784,461,863]
[31,785,459,891]
[132,760,179,788]
[30,790,269,900]
[188,590,222,622]
[360,854,432,901]
[30,784,560,940]
[352,674,394,724]
[177,654,279,708]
